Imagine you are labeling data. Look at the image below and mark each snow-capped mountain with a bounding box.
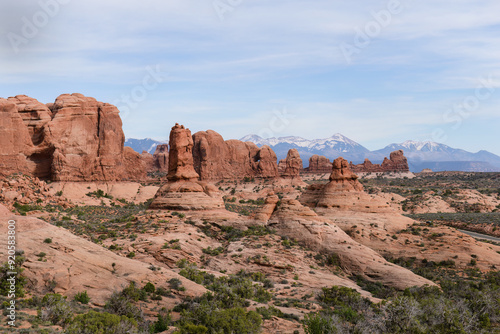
[375,141,500,165]
[240,135,500,172]
[124,138,167,154]
[373,141,500,172]
[240,133,371,164]
[125,135,500,172]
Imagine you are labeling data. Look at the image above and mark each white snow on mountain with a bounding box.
[240,133,366,152]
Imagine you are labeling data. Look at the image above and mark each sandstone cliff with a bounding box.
[0,94,146,181]
[305,155,332,173]
[192,130,278,181]
[350,150,410,173]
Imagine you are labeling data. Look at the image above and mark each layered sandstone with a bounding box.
[305,155,332,173]
[153,144,169,172]
[0,94,146,181]
[257,197,436,290]
[280,149,303,179]
[150,124,224,210]
[0,98,34,177]
[350,150,410,173]
[300,157,392,213]
[192,130,278,181]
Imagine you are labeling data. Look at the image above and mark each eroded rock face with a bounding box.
[281,149,302,179]
[192,130,278,181]
[262,198,435,290]
[167,123,199,182]
[150,124,224,211]
[47,94,127,181]
[329,157,364,191]
[153,144,169,172]
[301,157,391,212]
[0,99,34,177]
[0,93,146,181]
[350,150,410,173]
[306,155,332,173]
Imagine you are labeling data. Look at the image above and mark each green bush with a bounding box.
[0,255,26,297]
[39,293,73,326]
[74,290,90,304]
[65,310,140,334]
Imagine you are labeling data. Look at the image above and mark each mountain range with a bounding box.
[125,135,500,173]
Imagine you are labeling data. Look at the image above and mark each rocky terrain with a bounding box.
[1,97,500,333]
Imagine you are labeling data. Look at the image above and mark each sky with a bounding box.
[1,0,499,155]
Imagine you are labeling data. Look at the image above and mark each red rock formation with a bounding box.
[382,150,409,172]
[0,93,146,181]
[0,98,34,177]
[153,144,169,172]
[350,150,410,173]
[192,130,278,181]
[47,94,128,181]
[150,124,224,211]
[167,123,199,182]
[300,157,391,212]
[328,157,364,192]
[306,155,332,173]
[281,149,303,179]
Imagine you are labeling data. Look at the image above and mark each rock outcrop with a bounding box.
[264,198,436,290]
[153,144,169,172]
[0,94,146,181]
[280,149,303,179]
[150,124,224,210]
[0,98,35,177]
[192,130,278,181]
[305,155,332,173]
[300,157,392,212]
[350,150,410,173]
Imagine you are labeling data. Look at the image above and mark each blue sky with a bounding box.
[1,0,499,155]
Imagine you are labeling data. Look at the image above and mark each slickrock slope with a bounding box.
[150,124,224,210]
[192,130,279,181]
[305,155,332,173]
[0,205,205,306]
[350,150,410,173]
[260,198,435,290]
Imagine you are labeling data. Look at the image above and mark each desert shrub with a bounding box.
[142,282,155,294]
[151,309,171,333]
[0,253,26,297]
[177,306,261,334]
[65,310,141,334]
[39,293,73,326]
[303,313,338,334]
[74,290,90,304]
[105,292,143,321]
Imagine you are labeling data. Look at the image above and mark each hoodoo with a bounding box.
[150,124,224,210]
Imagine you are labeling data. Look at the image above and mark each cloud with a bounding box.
[1,0,500,154]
